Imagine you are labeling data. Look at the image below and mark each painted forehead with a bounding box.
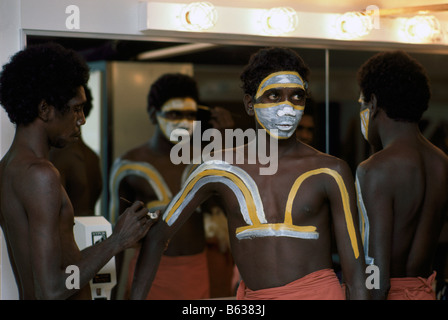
[255,71,307,99]
[161,97,198,112]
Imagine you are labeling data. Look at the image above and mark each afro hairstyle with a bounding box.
[357,50,430,123]
[147,73,199,114]
[240,47,310,98]
[0,42,90,126]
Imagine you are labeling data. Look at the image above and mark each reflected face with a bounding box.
[359,93,370,141]
[253,71,307,139]
[156,97,198,143]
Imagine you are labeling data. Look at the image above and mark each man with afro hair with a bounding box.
[131,48,369,300]
[110,73,234,299]
[0,43,155,299]
[356,50,448,299]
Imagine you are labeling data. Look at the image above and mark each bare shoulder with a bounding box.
[22,158,62,195]
[300,145,352,175]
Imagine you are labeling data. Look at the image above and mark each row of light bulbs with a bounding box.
[179,2,444,43]
[179,2,298,35]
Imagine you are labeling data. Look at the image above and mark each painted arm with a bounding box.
[129,172,214,299]
[356,164,393,299]
[327,160,369,300]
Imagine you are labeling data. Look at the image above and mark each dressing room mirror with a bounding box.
[25,35,448,299]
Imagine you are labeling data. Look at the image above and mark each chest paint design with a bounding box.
[109,158,196,224]
[163,160,360,259]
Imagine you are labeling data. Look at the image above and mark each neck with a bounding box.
[149,127,175,155]
[14,123,51,159]
[378,118,421,149]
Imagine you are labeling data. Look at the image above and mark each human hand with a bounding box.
[113,201,159,250]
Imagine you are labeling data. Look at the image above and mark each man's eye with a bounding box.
[268,92,278,100]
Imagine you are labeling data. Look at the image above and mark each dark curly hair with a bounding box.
[240,47,310,98]
[147,73,199,113]
[83,84,93,118]
[357,50,430,122]
[0,42,89,126]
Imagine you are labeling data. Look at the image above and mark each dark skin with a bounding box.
[356,94,448,299]
[118,124,205,257]
[131,85,369,299]
[0,86,155,299]
[50,135,102,217]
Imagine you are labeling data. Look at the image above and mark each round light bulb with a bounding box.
[180,2,218,31]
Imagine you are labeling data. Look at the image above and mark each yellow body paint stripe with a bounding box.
[286,168,360,259]
[110,162,171,224]
[253,101,305,110]
[256,71,306,99]
[236,223,316,234]
[164,169,260,224]
[256,83,305,99]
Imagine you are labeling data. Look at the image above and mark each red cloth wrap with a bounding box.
[236,268,345,300]
[387,271,436,300]
[127,250,210,300]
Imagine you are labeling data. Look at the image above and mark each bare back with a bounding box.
[358,134,448,278]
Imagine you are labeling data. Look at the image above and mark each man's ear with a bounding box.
[148,107,157,124]
[370,94,379,117]
[243,94,255,116]
[38,100,52,122]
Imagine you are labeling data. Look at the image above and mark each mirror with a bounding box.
[26,35,448,299]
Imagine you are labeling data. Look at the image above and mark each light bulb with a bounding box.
[261,7,298,36]
[334,12,373,39]
[180,2,218,31]
[399,15,442,43]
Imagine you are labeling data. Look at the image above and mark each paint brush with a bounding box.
[120,197,158,219]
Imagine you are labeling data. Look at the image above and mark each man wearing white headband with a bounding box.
[131,48,369,300]
[110,73,236,300]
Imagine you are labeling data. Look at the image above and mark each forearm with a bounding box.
[129,229,167,299]
[76,235,123,289]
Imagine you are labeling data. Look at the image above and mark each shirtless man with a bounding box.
[110,73,233,299]
[0,43,155,300]
[356,51,448,299]
[131,47,369,300]
[50,85,102,217]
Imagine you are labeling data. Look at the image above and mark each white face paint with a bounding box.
[254,102,304,139]
[156,98,198,143]
[360,108,370,141]
[359,94,370,141]
[253,71,307,139]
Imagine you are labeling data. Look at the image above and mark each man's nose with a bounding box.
[77,112,86,126]
[277,105,296,117]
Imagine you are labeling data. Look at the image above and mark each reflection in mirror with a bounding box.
[328,49,448,174]
[25,35,448,300]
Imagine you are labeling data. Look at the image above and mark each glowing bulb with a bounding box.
[180,2,218,31]
[261,7,298,36]
[400,15,442,43]
[334,12,372,39]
